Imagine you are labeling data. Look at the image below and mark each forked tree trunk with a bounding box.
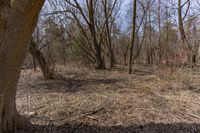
[178,0,192,66]
[29,39,54,80]
[88,0,105,70]
[0,1,44,132]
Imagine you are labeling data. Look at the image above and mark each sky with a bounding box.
[41,0,200,32]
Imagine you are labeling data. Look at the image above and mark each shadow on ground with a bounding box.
[28,77,125,93]
[19,122,200,133]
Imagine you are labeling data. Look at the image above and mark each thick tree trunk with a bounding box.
[95,47,105,69]
[0,1,44,132]
[29,39,54,80]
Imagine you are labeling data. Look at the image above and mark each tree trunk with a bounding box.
[123,54,127,66]
[95,47,105,69]
[88,0,105,70]
[29,39,54,80]
[0,1,44,132]
[157,0,162,64]
[128,0,137,74]
[178,0,187,46]
[32,56,37,71]
[104,0,116,68]
[178,0,192,66]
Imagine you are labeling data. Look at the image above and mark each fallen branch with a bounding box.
[179,111,200,120]
[186,112,200,119]
[68,107,105,123]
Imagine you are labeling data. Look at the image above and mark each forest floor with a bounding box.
[17,63,200,133]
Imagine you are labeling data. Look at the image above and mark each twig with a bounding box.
[68,107,105,122]
[180,111,200,120]
[186,112,200,119]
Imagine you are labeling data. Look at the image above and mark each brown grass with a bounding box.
[17,64,200,132]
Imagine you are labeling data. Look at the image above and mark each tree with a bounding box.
[102,0,119,68]
[178,0,193,66]
[129,0,137,74]
[0,0,44,132]
[64,0,105,69]
[29,38,54,80]
[29,17,66,80]
[178,0,190,46]
[48,0,122,69]
[157,0,162,63]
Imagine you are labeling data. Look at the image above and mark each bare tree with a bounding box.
[29,38,55,80]
[102,0,119,68]
[129,0,137,74]
[178,0,193,66]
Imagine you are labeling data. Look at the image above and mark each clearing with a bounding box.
[17,64,200,133]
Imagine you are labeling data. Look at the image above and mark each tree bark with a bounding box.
[88,0,105,69]
[104,0,116,68]
[157,0,162,63]
[0,0,44,132]
[129,0,137,74]
[178,0,187,46]
[32,56,37,71]
[178,0,192,66]
[29,39,54,80]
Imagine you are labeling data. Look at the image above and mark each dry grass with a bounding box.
[17,64,200,132]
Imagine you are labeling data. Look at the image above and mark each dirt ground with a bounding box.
[17,64,200,133]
